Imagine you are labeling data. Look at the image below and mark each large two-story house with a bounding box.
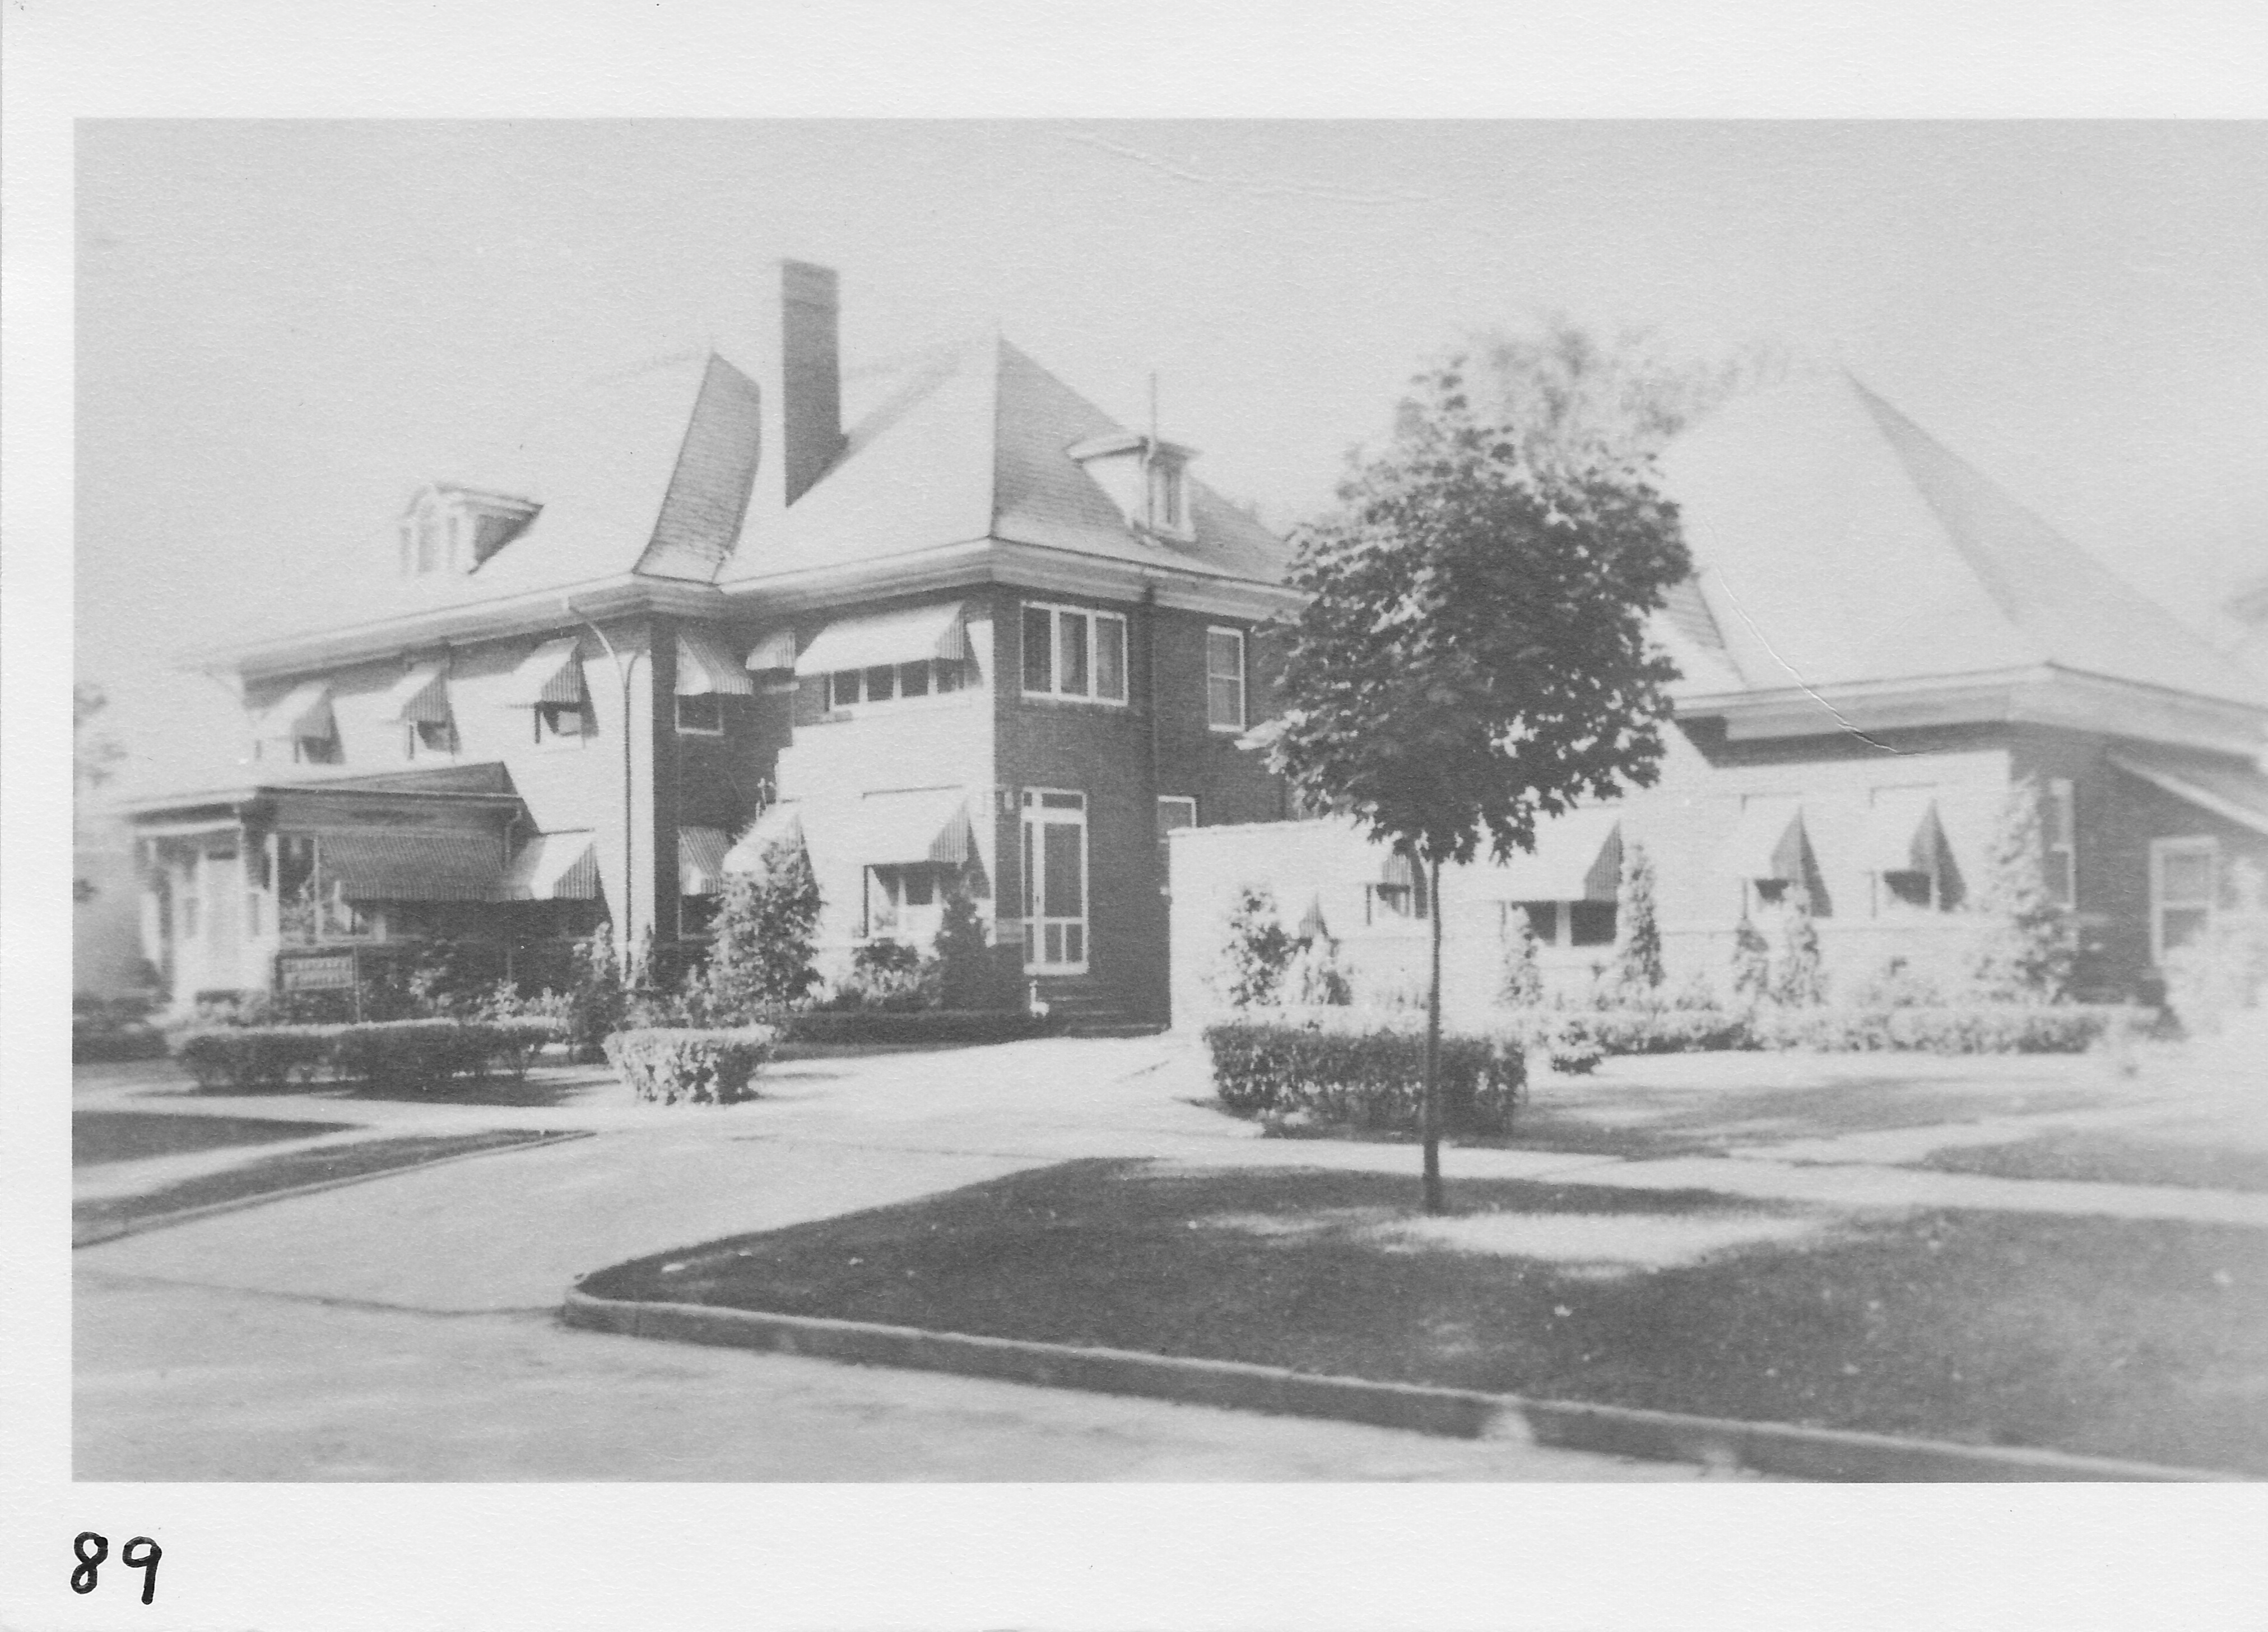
[126,262,1297,1025]
[1170,373,2268,1024]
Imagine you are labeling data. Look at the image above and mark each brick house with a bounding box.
[1171,373,2268,1025]
[126,262,1296,1024]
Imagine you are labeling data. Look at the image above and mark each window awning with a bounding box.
[2111,751,2268,838]
[1296,893,1332,943]
[1475,808,1624,902]
[723,803,805,875]
[793,601,968,675]
[1857,790,1946,873]
[677,633,755,697]
[743,627,797,673]
[505,831,601,900]
[504,637,586,706]
[320,830,504,902]
[678,826,733,896]
[840,787,973,868]
[382,662,451,725]
[1714,798,1809,880]
[253,681,334,740]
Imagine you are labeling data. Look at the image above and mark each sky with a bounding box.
[76,120,2268,798]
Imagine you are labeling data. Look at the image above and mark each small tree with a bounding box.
[1730,916,1772,1007]
[1499,907,1545,1008]
[1770,887,1828,1007]
[933,881,1000,1010]
[1258,358,1690,1212]
[1610,841,1666,1004]
[1286,935,1355,1006]
[1217,884,1295,1009]
[703,836,824,1021]
[565,929,629,1062]
[1968,780,2075,1003]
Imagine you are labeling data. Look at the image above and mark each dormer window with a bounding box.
[1068,431,1198,544]
[398,484,540,578]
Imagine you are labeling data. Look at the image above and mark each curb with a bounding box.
[560,1287,2244,1483]
[74,1130,596,1249]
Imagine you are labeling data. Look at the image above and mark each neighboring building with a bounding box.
[126,261,1296,1023]
[1172,373,2268,1026]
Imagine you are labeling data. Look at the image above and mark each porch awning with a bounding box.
[676,632,755,697]
[793,600,967,674]
[1857,790,1946,873]
[2111,750,2268,838]
[1476,808,1624,901]
[743,627,797,673]
[723,803,804,875]
[840,787,973,868]
[504,637,586,706]
[253,681,334,740]
[382,662,451,725]
[321,830,504,902]
[1714,798,1808,880]
[678,826,733,895]
[505,831,601,900]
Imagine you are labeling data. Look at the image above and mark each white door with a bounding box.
[1022,790,1089,973]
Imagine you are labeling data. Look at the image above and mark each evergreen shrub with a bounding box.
[1203,1016,1526,1136]
[602,1026,777,1105]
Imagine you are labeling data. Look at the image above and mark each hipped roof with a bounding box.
[1656,373,2268,712]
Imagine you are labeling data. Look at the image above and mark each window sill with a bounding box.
[1019,691,1131,711]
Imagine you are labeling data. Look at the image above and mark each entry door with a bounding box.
[1022,790,1089,973]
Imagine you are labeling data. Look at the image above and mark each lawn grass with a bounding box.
[73,1110,355,1167]
[1917,1130,2268,1194]
[583,1158,2268,1475]
[74,1129,586,1241]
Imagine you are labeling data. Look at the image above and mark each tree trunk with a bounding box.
[1421,853,1446,1215]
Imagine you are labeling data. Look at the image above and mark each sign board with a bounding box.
[280,952,356,992]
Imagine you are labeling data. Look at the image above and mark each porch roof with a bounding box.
[2111,750,2268,838]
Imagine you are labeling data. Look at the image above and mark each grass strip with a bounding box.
[74,1111,355,1168]
[582,1158,2268,1476]
[1917,1130,2268,1194]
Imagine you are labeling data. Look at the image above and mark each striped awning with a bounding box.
[253,681,334,741]
[1476,808,1624,902]
[677,632,755,697]
[1296,893,1332,943]
[320,830,504,902]
[505,831,601,900]
[793,601,968,674]
[723,804,805,875]
[1857,790,1946,873]
[1715,798,1809,881]
[679,826,733,896]
[743,627,797,673]
[382,662,451,725]
[841,787,973,868]
[504,637,586,706]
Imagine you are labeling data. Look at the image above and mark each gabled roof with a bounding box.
[1657,373,2268,713]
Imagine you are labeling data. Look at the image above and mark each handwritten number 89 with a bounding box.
[71,1532,161,1604]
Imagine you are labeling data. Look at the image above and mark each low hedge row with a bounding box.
[172,1017,562,1093]
[72,1017,170,1063]
[1204,1017,1526,1137]
[603,1026,777,1105]
[1506,1003,2134,1060]
[764,1009,1052,1047]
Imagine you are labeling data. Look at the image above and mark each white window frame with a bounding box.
[673,693,725,736]
[1206,625,1247,732]
[1156,795,1197,892]
[1021,601,1129,706]
[823,659,968,717]
[2149,836,2219,965]
[1146,457,1191,538]
[2044,778,2077,908]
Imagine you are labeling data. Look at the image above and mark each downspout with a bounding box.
[562,599,644,950]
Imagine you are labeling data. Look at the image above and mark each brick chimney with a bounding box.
[779,260,843,505]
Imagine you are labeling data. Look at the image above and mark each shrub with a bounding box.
[1670,970,1718,1012]
[323,1017,563,1088]
[1730,917,1771,1005]
[565,931,630,1063]
[171,1026,334,1092]
[825,939,938,1012]
[1203,1016,1526,1137]
[1770,887,1828,1007]
[1968,779,2076,1002]
[602,1026,776,1105]
[764,1009,1051,1047]
[72,996,169,1062]
[1515,1007,1759,1059]
[1751,1004,2132,1055]
[933,883,1010,1010]
[1847,955,1950,1011]
[1499,908,1544,1007]
[1216,884,1295,1009]
[1285,936,1355,1006]
[1610,840,1666,1001]
[703,836,823,1021]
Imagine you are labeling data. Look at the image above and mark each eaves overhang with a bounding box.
[123,781,526,827]
[1675,663,2268,760]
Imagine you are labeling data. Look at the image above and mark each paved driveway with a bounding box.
[74,1040,1716,1480]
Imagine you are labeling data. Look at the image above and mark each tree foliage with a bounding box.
[1217,883,1296,1009]
[1730,915,1772,1006]
[1258,357,1692,1211]
[1968,781,2076,1003]
[703,836,824,1020]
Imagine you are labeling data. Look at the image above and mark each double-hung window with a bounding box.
[1206,627,1245,731]
[2150,837,2218,964]
[1021,603,1128,704]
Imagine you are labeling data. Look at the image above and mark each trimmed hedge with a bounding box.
[764,1009,1052,1047]
[1498,1003,2136,1060]
[73,1017,170,1063]
[603,1026,777,1105]
[1203,1017,1526,1137]
[171,1017,563,1093]
[1516,1008,1760,1061]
